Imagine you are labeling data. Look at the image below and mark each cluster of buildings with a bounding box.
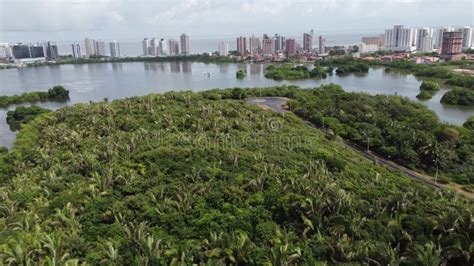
[0,41,58,63]
[360,25,474,59]
[82,38,121,58]
[142,33,190,56]
[228,30,327,60]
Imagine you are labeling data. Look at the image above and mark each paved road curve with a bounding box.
[247,97,474,203]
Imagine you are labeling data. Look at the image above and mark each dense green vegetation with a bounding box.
[416,81,440,100]
[0,87,472,264]
[464,116,474,130]
[441,88,474,105]
[25,54,237,68]
[6,105,51,131]
[283,85,474,185]
[236,70,246,79]
[0,86,69,108]
[265,65,331,80]
[314,58,369,75]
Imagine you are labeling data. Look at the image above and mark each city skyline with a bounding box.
[1,0,473,42]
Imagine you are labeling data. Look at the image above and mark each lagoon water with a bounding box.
[1,62,473,148]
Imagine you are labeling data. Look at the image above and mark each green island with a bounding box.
[0,86,69,108]
[6,105,51,131]
[236,70,246,79]
[0,85,473,264]
[440,88,474,105]
[265,65,331,80]
[314,58,369,75]
[416,81,440,100]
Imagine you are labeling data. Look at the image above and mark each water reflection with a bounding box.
[250,64,262,75]
[170,62,181,73]
[219,64,229,74]
[182,62,192,73]
[111,63,123,72]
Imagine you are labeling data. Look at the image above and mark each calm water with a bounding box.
[1,62,473,148]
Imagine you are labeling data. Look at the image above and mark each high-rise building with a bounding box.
[274,34,285,51]
[384,25,416,51]
[159,39,168,55]
[285,38,296,56]
[95,41,106,57]
[218,42,229,56]
[30,44,45,58]
[142,38,150,56]
[249,35,261,54]
[236,36,247,56]
[71,44,82,58]
[435,27,454,49]
[441,31,463,56]
[168,39,179,55]
[84,38,97,57]
[461,26,473,50]
[0,43,12,58]
[45,41,58,60]
[417,28,433,52]
[318,36,326,54]
[149,38,157,56]
[110,41,120,58]
[362,36,384,46]
[262,34,274,55]
[303,31,313,52]
[11,44,31,59]
[180,33,190,55]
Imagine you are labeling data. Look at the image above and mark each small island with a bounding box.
[416,81,439,100]
[0,85,69,108]
[265,64,331,80]
[441,88,474,106]
[236,70,246,79]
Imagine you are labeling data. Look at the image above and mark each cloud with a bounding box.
[0,0,472,41]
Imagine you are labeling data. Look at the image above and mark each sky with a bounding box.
[0,0,473,42]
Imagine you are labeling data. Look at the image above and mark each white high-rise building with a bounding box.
[149,38,157,56]
[168,39,179,55]
[180,33,190,55]
[159,39,168,55]
[84,38,97,57]
[110,41,120,58]
[249,35,261,54]
[461,26,473,50]
[384,25,416,51]
[71,43,82,58]
[95,41,107,56]
[417,28,433,52]
[435,27,454,49]
[218,42,229,56]
[0,43,12,58]
[142,38,150,56]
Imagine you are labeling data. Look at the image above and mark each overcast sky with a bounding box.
[1,0,473,42]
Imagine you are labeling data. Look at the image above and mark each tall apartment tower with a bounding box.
[285,38,296,56]
[274,34,285,51]
[236,36,247,56]
[85,38,97,57]
[142,38,150,56]
[95,41,107,56]
[441,31,463,56]
[303,32,313,52]
[262,34,275,55]
[461,26,473,50]
[384,25,416,51]
[159,39,168,55]
[71,43,82,58]
[168,39,179,55]
[218,42,229,56]
[417,28,433,52]
[318,35,326,54]
[435,27,454,49]
[45,41,58,60]
[249,35,261,54]
[180,33,190,55]
[110,41,120,58]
